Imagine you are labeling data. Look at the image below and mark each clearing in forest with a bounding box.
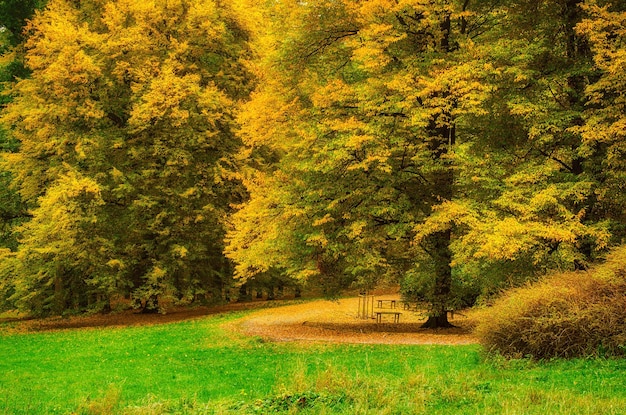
[228,295,478,345]
[1,295,478,345]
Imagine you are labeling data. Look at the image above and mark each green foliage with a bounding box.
[0,167,24,251]
[475,245,626,359]
[7,171,108,315]
[577,2,626,233]
[0,0,39,251]
[0,0,43,45]
[451,0,614,276]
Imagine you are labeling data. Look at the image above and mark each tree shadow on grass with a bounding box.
[302,321,472,335]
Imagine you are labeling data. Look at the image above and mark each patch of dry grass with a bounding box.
[475,247,626,358]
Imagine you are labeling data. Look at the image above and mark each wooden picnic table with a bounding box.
[376,299,397,309]
[374,311,401,323]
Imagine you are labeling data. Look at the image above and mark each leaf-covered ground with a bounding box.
[1,295,478,345]
[229,295,478,345]
[0,301,265,333]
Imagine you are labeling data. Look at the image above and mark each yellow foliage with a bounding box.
[347,220,368,239]
[414,201,479,245]
[0,0,254,314]
[171,245,189,259]
[106,259,125,270]
[148,266,167,283]
[313,214,334,227]
[310,80,354,108]
[128,63,204,131]
[306,233,329,248]
[237,87,299,149]
[15,169,104,266]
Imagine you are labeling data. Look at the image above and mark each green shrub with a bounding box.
[475,246,626,359]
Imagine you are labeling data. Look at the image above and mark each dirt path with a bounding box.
[0,302,268,333]
[228,296,479,345]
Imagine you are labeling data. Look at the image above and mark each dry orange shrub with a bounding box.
[475,247,626,359]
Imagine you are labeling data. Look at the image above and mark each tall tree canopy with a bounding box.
[449,0,615,292]
[0,0,43,279]
[226,0,625,326]
[0,0,253,315]
[227,0,495,326]
[578,1,626,230]
[1,0,625,320]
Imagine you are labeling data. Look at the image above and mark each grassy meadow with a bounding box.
[1,311,626,414]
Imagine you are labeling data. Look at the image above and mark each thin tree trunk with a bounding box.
[141,295,159,313]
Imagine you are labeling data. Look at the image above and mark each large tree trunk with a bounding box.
[238,282,252,302]
[53,274,65,315]
[421,13,455,329]
[422,313,453,329]
[421,230,454,328]
[421,141,455,329]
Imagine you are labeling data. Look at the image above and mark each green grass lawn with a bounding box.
[1,312,626,414]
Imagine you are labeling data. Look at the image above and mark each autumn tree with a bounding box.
[450,0,619,296]
[2,0,623,320]
[227,0,499,327]
[577,1,626,231]
[0,0,44,245]
[0,1,43,312]
[227,0,626,328]
[0,0,252,315]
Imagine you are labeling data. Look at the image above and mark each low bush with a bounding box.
[475,246,626,359]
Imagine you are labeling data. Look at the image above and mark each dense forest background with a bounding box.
[0,0,625,327]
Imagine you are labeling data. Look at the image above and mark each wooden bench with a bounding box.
[375,311,401,323]
[376,299,397,309]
